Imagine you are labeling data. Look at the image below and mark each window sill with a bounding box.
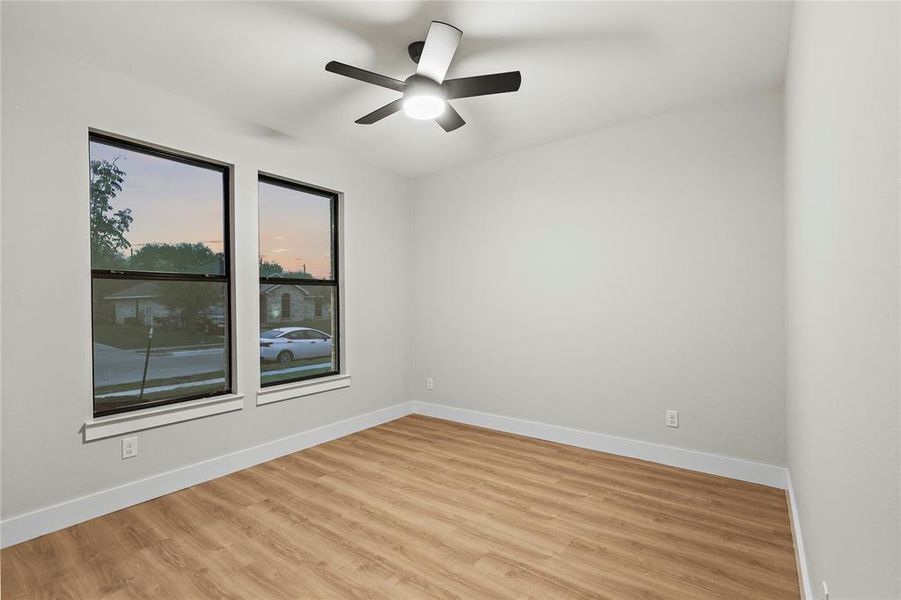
[257,374,351,406]
[83,394,245,441]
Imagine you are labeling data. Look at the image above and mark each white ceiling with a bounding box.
[8,1,792,177]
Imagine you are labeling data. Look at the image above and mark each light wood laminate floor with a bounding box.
[1,415,800,599]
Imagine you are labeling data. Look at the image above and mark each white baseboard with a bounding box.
[0,401,414,549]
[2,399,797,551]
[786,471,815,600]
[413,401,788,489]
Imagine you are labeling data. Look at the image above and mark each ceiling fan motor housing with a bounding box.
[402,74,447,119]
[408,41,425,64]
[404,74,444,99]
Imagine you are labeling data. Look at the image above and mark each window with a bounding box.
[281,293,291,319]
[258,174,339,387]
[89,133,231,417]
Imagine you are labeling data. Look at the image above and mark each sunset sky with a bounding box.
[90,141,332,279]
[258,180,332,279]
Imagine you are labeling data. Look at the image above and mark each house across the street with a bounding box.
[259,283,331,325]
[101,282,330,328]
[101,281,170,327]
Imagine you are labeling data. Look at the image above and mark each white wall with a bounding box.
[785,2,901,598]
[411,91,786,466]
[0,12,411,520]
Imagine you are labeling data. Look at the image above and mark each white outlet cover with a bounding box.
[666,410,679,428]
[121,436,138,459]
[426,377,434,390]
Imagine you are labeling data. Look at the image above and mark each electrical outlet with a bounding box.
[121,436,138,459]
[426,376,434,391]
[665,410,679,428]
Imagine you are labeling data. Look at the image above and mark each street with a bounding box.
[93,343,227,387]
[93,344,333,401]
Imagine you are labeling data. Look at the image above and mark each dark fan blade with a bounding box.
[325,61,405,92]
[355,99,404,125]
[443,71,521,100]
[435,103,465,132]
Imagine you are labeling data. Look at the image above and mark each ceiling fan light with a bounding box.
[402,95,446,120]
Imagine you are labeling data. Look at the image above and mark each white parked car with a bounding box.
[260,327,333,363]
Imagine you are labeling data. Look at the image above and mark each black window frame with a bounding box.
[89,132,233,417]
[258,173,340,387]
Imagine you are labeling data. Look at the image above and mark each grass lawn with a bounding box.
[94,381,228,412]
[94,324,224,350]
[93,371,227,412]
[260,356,335,385]
[94,370,226,395]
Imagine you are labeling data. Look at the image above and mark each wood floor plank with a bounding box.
[1,415,800,599]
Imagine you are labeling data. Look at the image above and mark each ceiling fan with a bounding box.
[325,21,522,132]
